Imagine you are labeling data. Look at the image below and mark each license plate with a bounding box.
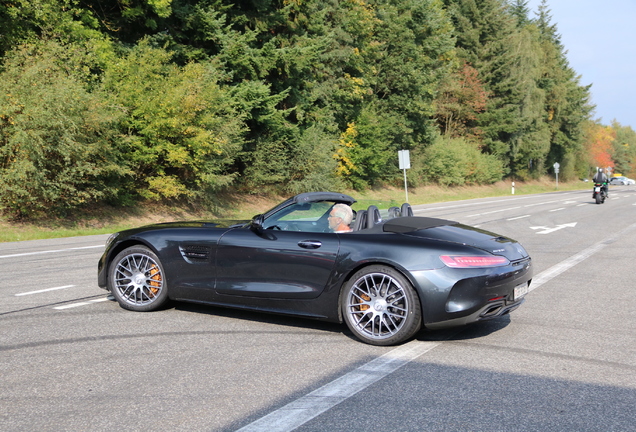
[594,186,601,192]
[514,283,528,300]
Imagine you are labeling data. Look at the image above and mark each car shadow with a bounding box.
[174,300,514,344]
[173,301,345,335]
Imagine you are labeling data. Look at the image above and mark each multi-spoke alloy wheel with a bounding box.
[342,265,421,346]
[109,246,168,311]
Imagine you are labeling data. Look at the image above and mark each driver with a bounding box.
[328,203,353,233]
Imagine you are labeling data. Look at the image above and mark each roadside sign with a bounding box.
[398,150,411,170]
[398,150,410,202]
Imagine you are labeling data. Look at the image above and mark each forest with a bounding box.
[1,0,635,219]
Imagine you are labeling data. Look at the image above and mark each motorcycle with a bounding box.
[593,182,607,204]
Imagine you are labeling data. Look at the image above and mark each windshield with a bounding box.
[263,201,336,232]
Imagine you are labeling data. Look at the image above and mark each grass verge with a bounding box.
[0,178,588,243]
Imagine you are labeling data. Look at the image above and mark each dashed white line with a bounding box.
[507,215,531,221]
[530,221,636,290]
[15,285,75,296]
[54,298,110,310]
[466,206,521,217]
[523,200,560,208]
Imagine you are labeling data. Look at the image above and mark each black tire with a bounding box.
[595,193,602,204]
[108,246,169,312]
[341,265,422,346]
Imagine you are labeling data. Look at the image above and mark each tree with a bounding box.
[582,122,615,174]
[535,0,593,181]
[102,40,244,201]
[0,41,126,218]
[610,121,636,177]
[443,0,534,171]
[434,61,488,139]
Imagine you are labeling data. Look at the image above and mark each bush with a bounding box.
[419,137,503,186]
[102,40,244,201]
[0,42,126,219]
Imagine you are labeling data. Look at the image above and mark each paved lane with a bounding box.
[1,189,634,431]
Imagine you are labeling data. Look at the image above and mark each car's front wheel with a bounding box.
[108,246,169,312]
[341,266,422,345]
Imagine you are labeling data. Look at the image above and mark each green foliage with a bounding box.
[0,0,604,219]
[102,40,244,201]
[0,41,126,219]
[419,137,504,186]
[611,121,636,177]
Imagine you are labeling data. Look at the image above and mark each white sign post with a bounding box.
[398,150,411,203]
[553,162,560,188]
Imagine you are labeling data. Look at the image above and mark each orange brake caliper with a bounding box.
[148,265,162,295]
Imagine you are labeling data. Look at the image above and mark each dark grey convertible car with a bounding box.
[98,192,532,345]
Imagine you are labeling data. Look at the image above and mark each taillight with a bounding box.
[440,255,509,268]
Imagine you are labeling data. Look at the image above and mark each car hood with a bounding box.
[383,217,529,261]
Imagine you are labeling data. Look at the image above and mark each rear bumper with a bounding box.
[425,297,525,330]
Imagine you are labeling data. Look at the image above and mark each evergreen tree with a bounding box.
[534,0,593,180]
[508,0,531,27]
[444,0,541,176]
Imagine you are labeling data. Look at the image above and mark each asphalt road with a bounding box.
[1,187,635,431]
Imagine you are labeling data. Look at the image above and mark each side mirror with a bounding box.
[250,214,264,233]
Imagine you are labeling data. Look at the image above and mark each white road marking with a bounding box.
[15,285,75,296]
[523,200,561,207]
[549,207,565,212]
[466,206,521,217]
[507,215,531,221]
[0,245,103,259]
[54,298,110,310]
[235,339,448,432]
[530,223,577,234]
[412,192,579,214]
[236,221,636,432]
[530,221,636,291]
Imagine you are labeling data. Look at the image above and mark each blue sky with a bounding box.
[525,0,636,128]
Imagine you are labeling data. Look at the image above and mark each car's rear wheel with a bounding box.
[108,246,168,311]
[341,266,421,346]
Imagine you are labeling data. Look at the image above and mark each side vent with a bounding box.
[179,245,212,264]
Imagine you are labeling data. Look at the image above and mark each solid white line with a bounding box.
[0,245,103,259]
[235,340,445,432]
[15,285,75,296]
[235,220,636,432]
[53,298,109,310]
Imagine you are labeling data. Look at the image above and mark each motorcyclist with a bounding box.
[592,168,609,197]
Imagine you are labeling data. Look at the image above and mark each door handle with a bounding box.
[298,240,322,249]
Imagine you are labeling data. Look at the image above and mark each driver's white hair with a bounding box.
[332,203,353,225]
